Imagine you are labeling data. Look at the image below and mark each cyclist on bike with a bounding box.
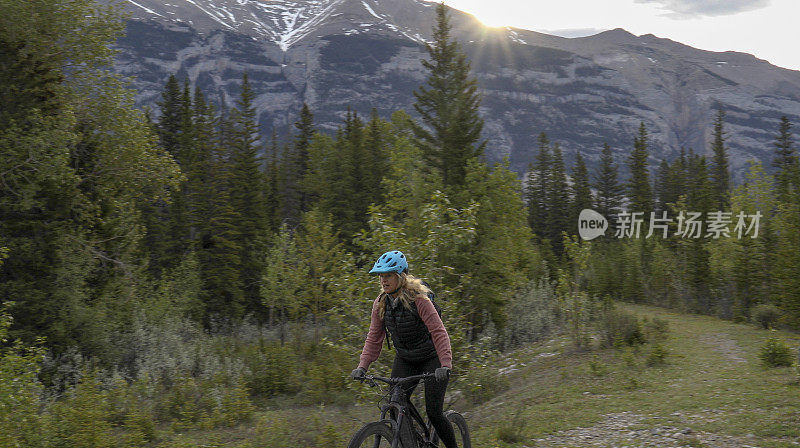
[350,250,458,448]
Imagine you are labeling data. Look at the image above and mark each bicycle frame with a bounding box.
[361,373,438,448]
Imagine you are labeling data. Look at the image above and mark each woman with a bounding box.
[350,250,458,448]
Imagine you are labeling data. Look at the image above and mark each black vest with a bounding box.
[383,294,437,363]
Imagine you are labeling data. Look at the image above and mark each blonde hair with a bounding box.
[377,272,431,319]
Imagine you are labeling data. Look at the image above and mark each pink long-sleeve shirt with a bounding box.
[358,294,452,370]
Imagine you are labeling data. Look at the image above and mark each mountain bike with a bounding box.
[348,372,471,448]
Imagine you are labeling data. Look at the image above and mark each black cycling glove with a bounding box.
[350,367,366,380]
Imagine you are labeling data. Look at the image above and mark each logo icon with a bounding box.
[578,209,608,240]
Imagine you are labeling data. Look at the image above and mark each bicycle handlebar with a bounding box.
[355,372,437,386]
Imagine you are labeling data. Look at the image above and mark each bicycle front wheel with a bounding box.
[438,411,471,448]
[347,421,396,448]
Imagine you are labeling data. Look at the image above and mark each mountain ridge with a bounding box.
[106,0,800,183]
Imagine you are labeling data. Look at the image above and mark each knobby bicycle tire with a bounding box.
[431,411,471,448]
[445,411,471,448]
[347,421,396,448]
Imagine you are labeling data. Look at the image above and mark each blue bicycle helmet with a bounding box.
[369,250,408,274]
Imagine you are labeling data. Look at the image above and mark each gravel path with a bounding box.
[700,333,747,363]
[527,411,774,448]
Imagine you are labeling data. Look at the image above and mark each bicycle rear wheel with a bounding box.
[430,411,471,448]
[347,421,395,448]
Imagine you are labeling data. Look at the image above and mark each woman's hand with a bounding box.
[350,367,366,380]
[435,366,450,381]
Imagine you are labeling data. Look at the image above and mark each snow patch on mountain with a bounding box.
[122,0,353,50]
[362,1,382,20]
[278,0,346,50]
[118,0,441,51]
[126,0,164,17]
[508,28,527,45]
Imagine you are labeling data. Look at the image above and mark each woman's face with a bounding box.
[378,272,400,294]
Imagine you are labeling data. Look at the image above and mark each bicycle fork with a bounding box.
[391,411,406,448]
[381,404,417,448]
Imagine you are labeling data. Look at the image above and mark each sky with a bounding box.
[442,0,799,71]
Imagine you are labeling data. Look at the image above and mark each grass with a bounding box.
[467,303,800,447]
[153,303,800,447]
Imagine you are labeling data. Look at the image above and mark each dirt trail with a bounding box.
[529,411,767,448]
[700,332,747,363]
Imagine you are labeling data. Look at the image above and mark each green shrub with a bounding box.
[157,373,255,430]
[796,348,800,379]
[315,422,343,448]
[158,376,213,430]
[210,382,255,427]
[642,317,670,343]
[455,339,510,406]
[461,363,509,406]
[598,309,645,348]
[104,373,159,433]
[499,278,559,350]
[646,344,668,367]
[623,376,640,390]
[123,408,157,445]
[242,342,301,398]
[753,304,781,330]
[48,370,114,448]
[589,355,608,377]
[296,341,353,406]
[253,414,294,447]
[0,302,48,448]
[621,348,639,370]
[496,411,526,443]
[759,336,794,368]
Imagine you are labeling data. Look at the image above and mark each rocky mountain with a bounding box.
[107,0,800,183]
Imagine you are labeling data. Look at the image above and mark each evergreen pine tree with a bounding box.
[547,142,570,255]
[772,116,799,203]
[684,150,714,313]
[229,72,268,318]
[570,151,593,233]
[593,143,624,224]
[178,79,194,165]
[188,86,212,243]
[624,124,656,302]
[167,79,195,263]
[364,108,390,203]
[663,148,688,213]
[190,87,213,246]
[198,97,245,324]
[526,133,550,240]
[143,75,192,274]
[411,2,485,197]
[654,159,671,214]
[295,103,314,183]
[344,109,370,243]
[686,150,715,215]
[627,122,654,217]
[264,130,282,236]
[157,75,183,157]
[710,109,731,210]
[282,104,314,228]
[728,163,776,322]
[304,110,363,246]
